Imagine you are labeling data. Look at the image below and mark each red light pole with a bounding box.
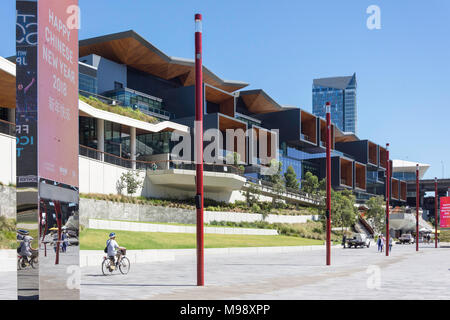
[416,164,419,251]
[435,177,438,248]
[194,13,205,286]
[325,102,331,266]
[385,144,390,256]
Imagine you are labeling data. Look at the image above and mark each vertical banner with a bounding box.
[38,0,79,187]
[16,0,39,301]
[37,0,80,300]
[16,0,38,186]
[440,197,450,229]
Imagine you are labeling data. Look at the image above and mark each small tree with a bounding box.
[284,165,299,190]
[269,161,285,208]
[244,183,261,208]
[301,171,319,195]
[117,171,143,196]
[365,196,386,233]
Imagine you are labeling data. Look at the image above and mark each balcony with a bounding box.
[102,87,173,120]
[379,145,387,169]
[400,181,407,201]
[79,145,243,175]
[391,178,399,200]
[368,141,378,167]
[340,158,353,188]
[318,118,334,150]
[300,110,317,145]
[354,162,367,191]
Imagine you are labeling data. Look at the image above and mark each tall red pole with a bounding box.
[385,144,390,256]
[54,201,62,264]
[416,164,419,251]
[194,13,204,286]
[435,177,438,248]
[325,102,331,266]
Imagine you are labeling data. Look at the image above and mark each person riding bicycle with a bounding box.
[17,230,34,267]
[106,232,125,269]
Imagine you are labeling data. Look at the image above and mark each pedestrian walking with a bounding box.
[389,237,393,252]
[377,235,382,252]
[380,235,385,252]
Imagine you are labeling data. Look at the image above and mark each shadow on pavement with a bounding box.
[82,283,196,287]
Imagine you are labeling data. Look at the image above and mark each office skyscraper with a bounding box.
[312,73,357,134]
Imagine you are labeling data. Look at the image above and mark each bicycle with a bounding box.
[17,250,38,270]
[101,248,130,275]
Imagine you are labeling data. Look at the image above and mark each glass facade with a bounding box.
[79,73,98,95]
[393,172,416,181]
[278,145,323,189]
[312,74,357,134]
[79,116,97,149]
[134,132,173,159]
[103,88,172,120]
[104,121,129,158]
[312,86,344,130]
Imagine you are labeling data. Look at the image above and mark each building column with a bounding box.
[97,118,104,162]
[8,108,15,123]
[130,126,136,170]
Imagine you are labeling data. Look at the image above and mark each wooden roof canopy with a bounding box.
[238,89,283,114]
[79,30,248,93]
[0,68,15,109]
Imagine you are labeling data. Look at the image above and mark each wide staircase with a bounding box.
[354,216,374,237]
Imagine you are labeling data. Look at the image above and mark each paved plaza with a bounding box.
[1,243,449,300]
[80,243,450,300]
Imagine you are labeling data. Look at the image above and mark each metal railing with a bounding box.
[79,90,124,106]
[246,176,323,203]
[0,118,15,136]
[79,145,243,175]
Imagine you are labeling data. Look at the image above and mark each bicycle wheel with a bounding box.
[30,256,38,269]
[17,257,23,270]
[102,258,113,276]
[119,257,130,275]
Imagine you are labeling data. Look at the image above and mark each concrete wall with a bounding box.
[0,185,15,219]
[80,155,245,203]
[79,198,319,227]
[0,133,15,186]
[79,156,145,196]
[88,219,279,236]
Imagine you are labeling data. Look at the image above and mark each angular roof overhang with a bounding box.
[0,57,16,109]
[238,89,283,114]
[79,30,248,93]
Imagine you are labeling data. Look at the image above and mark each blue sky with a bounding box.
[2,0,449,179]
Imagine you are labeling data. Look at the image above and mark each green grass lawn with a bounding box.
[80,228,323,250]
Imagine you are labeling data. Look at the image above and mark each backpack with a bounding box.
[104,239,110,253]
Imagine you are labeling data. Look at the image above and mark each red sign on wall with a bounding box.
[38,0,79,187]
[440,196,450,229]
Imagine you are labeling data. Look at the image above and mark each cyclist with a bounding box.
[17,230,34,267]
[106,232,124,269]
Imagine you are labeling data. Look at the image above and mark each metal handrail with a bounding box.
[79,145,243,175]
[79,90,123,106]
[246,176,322,203]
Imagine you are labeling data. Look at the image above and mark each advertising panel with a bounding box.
[440,196,450,229]
[16,0,38,187]
[38,0,79,187]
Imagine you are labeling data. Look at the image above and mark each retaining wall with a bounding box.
[80,198,320,227]
[88,219,279,235]
[0,185,15,219]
